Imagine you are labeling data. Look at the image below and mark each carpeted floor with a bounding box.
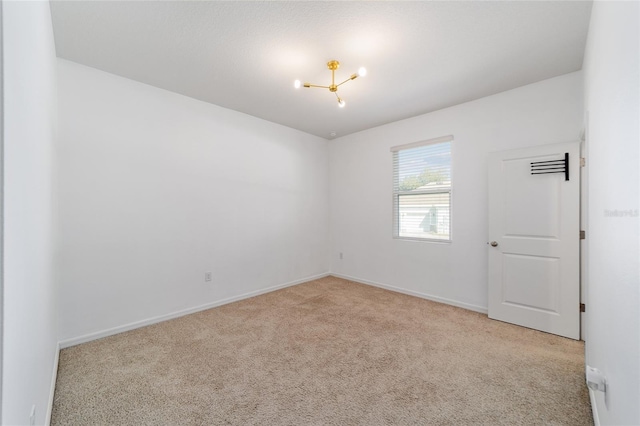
[52,276,593,425]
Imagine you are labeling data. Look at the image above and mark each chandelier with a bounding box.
[294,60,367,108]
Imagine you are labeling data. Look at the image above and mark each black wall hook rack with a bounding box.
[531,153,569,181]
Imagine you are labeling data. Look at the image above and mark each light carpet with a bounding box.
[52,276,592,425]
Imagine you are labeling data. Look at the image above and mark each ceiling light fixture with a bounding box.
[294,60,366,108]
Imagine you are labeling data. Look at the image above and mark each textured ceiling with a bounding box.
[50,1,592,139]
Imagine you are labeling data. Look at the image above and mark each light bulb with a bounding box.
[294,79,301,89]
[338,98,346,108]
[357,67,367,77]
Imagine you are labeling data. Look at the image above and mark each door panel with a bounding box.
[502,254,559,313]
[488,142,580,339]
[504,159,561,238]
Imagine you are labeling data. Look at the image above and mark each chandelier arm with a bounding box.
[336,77,355,87]
[305,83,330,89]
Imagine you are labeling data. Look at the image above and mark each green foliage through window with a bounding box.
[398,170,447,191]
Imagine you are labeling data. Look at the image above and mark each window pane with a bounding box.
[398,192,450,240]
[394,142,451,192]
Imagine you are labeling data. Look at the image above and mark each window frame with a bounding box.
[391,135,453,243]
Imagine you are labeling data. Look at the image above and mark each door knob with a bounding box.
[490,241,498,247]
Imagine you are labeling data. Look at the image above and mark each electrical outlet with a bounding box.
[205,272,212,282]
[339,252,343,260]
[29,405,36,426]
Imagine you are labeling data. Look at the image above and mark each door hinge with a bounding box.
[580,230,586,240]
[580,303,586,313]
[580,157,586,167]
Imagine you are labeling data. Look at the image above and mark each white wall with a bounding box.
[583,1,639,424]
[2,2,59,425]
[329,72,583,312]
[56,60,330,344]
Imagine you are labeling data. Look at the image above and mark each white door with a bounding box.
[488,141,580,339]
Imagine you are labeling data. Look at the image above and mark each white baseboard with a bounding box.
[330,273,488,314]
[589,388,600,426]
[59,272,330,349]
[45,342,60,426]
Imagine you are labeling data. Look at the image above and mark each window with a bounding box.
[391,136,452,241]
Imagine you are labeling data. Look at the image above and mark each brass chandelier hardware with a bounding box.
[294,60,367,108]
